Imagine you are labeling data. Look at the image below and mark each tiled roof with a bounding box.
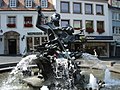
[0,0,55,11]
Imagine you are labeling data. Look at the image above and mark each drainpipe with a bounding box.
[113,41,116,57]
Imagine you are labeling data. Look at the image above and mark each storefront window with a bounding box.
[42,37,47,44]
[34,37,40,45]
[85,43,107,57]
[27,37,33,52]
[26,36,48,52]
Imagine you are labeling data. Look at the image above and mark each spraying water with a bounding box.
[104,68,120,86]
[10,54,37,75]
[82,53,107,70]
[0,54,37,90]
[87,73,99,90]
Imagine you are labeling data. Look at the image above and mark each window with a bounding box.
[85,20,94,33]
[41,37,47,43]
[73,2,82,14]
[61,1,70,13]
[96,4,104,15]
[26,37,48,52]
[9,0,17,7]
[113,26,120,34]
[85,3,93,14]
[7,16,16,28]
[25,0,32,8]
[0,0,3,7]
[24,17,33,27]
[73,20,82,30]
[41,0,48,8]
[112,12,118,20]
[27,37,33,52]
[40,16,48,25]
[97,21,105,34]
[61,20,70,27]
[86,43,108,56]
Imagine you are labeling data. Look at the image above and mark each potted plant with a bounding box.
[97,28,105,34]
[7,24,16,28]
[24,24,33,27]
[86,27,94,33]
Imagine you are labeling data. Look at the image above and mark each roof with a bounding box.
[0,0,55,11]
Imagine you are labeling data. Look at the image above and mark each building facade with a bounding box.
[53,0,114,57]
[108,0,120,57]
[0,0,118,58]
[0,0,55,55]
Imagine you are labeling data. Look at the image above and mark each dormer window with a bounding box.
[41,0,48,8]
[9,0,17,7]
[25,0,33,8]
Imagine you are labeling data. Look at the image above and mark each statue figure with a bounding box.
[35,6,86,89]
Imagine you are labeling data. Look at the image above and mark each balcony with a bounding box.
[7,24,16,28]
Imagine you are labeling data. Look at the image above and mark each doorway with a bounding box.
[8,39,17,54]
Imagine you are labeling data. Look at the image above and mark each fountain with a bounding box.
[104,69,120,86]
[0,6,120,90]
[88,73,99,90]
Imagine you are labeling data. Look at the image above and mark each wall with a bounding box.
[54,0,110,36]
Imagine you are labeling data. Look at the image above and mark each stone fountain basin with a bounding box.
[0,59,120,90]
[21,59,120,89]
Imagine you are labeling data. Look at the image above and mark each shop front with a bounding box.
[115,42,120,57]
[72,36,115,57]
[26,32,48,53]
[85,36,115,57]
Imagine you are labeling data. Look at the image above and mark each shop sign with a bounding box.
[27,32,43,35]
[86,36,113,40]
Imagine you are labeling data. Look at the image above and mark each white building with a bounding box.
[53,0,114,57]
[108,0,120,57]
[0,0,55,55]
[0,0,116,58]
